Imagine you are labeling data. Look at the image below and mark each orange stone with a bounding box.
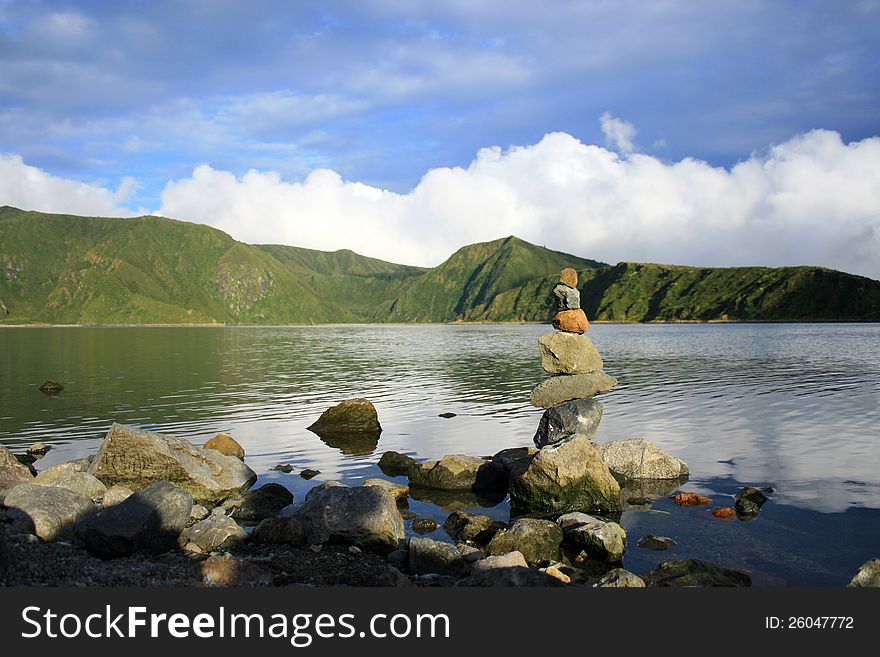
[672,492,712,506]
[711,507,737,518]
[559,268,578,288]
[552,309,589,334]
[204,432,245,460]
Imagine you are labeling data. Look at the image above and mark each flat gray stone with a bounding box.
[530,371,618,409]
[538,332,602,374]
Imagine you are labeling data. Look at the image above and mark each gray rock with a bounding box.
[363,478,409,502]
[530,371,618,409]
[190,504,210,522]
[508,435,621,515]
[377,451,416,477]
[34,459,91,486]
[593,568,646,588]
[848,558,880,587]
[408,537,468,577]
[456,543,483,563]
[538,332,603,374]
[290,485,404,553]
[557,512,626,562]
[443,511,505,545]
[534,398,603,448]
[4,483,94,542]
[307,398,382,435]
[408,454,503,491]
[471,551,528,572]
[53,472,108,500]
[600,438,689,480]
[180,513,248,551]
[411,517,438,534]
[102,485,134,507]
[456,567,564,587]
[552,284,581,311]
[637,535,677,550]
[251,516,306,545]
[75,481,193,559]
[0,446,34,501]
[642,559,752,587]
[88,423,257,503]
[487,518,563,566]
[304,480,348,502]
[221,483,293,521]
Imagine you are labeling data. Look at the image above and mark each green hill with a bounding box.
[1,206,878,324]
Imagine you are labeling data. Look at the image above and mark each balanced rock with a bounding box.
[642,559,751,587]
[593,568,646,588]
[88,423,256,503]
[553,309,589,334]
[204,433,245,460]
[538,332,603,375]
[53,472,107,500]
[553,284,580,311]
[408,454,503,491]
[487,518,563,566]
[534,398,603,448]
[443,511,505,546]
[33,458,91,486]
[180,513,248,552]
[530,371,618,409]
[557,512,626,562]
[4,484,94,542]
[0,446,34,501]
[307,398,381,435]
[290,485,404,553]
[600,438,688,480]
[509,435,621,515]
[848,558,880,587]
[408,537,468,577]
[220,483,293,521]
[559,268,578,288]
[75,481,192,559]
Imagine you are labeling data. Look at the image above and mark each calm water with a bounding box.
[2,324,879,586]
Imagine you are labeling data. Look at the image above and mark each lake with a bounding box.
[2,323,879,586]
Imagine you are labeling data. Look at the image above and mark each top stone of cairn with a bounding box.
[559,268,578,289]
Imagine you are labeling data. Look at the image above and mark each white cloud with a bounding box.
[157,126,880,280]
[600,111,638,153]
[0,154,136,217]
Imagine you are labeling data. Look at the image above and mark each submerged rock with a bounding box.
[534,398,603,448]
[848,558,880,587]
[220,483,293,521]
[487,518,563,566]
[637,535,677,550]
[307,398,382,435]
[408,537,468,577]
[508,435,621,515]
[411,517,438,534]
[203,433,245,460]
[300,469,321,480]
[643,559,751,587]
[5,483,94,542]
[88,423,256,503]
[75,481,193,559]
[0,446,34,501]
[530,371,618,409]
[600,438,689,480]
[557,512,626,562]
[290,485,404,554]
[39,380,64,394]
[377,451,416,477]
[538,332,603,375]
[593,568,646,588]
[736,486,769,508]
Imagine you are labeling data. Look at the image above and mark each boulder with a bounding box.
[307,398,382,435]
[0,446,34,501]
[557,512,626,562]
[377,451,416,477]
[53,472,107,500]
[559,268,578,288]
[600,438,689,480]
[363,478,409,502]
[75,481,193,559]
[456,567,564,587]
[290,486,404,553]
[39,380,64,394]
[408,454,504,491]
[102,485,134,507]
[530,371,618,409]
[180,513,248,552]
[220,483,293,521]
[848,558,880,587]
[552,284,580,311]
[552,309,589,334]
[487,518,563,566]
[471,551,528,573]
[443,511,505,545]
[251,517,306,545]
[408,537,468,577]
[88,423,256,503]
[538,332,603,375]
[637,535,677,550]
[643,559,752,587]
[593,568,646,588]
[534,398,603,448]
[34,458,91,486]
[305,480,348,502]
[411,518,438,534]
[508,435,621,515]
[203,433,245,460]
[199,555,272,587]
[4,484,94,542]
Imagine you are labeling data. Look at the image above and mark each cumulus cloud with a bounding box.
[157,125,880,280]
[600,112,638,153]
[0,154,136,217]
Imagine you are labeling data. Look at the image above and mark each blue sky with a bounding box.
[1,1,879,276]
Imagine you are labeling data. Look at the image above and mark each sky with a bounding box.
[1,1,879,277]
